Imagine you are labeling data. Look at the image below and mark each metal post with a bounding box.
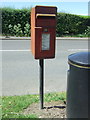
[39,59,44,109]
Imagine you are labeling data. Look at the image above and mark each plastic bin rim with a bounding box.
[68,60,90,69]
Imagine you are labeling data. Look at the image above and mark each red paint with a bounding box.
[31,6,57,59]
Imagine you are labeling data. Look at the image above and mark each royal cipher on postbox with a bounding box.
[31,5,57,59]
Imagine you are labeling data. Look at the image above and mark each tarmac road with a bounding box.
[1,39,88,96]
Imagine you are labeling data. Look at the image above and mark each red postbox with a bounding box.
[31,5,57,59]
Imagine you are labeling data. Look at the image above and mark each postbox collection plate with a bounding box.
[42,33,50,50]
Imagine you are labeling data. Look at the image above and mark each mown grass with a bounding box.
[2,94,39,118]
[1,92,66,118]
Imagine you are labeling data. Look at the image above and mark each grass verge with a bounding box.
[1,92,66,118]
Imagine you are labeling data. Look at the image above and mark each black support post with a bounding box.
[39,59,44,109]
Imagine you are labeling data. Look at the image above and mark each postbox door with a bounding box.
[35,27,56,59]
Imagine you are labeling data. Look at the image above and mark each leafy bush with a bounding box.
[1,7,90,37]
[1,7,31,36]
[85,26,90,37]
[24,23,30,36]
[56,13,90,36]
[8,24,14,35]
[13,24,23,37]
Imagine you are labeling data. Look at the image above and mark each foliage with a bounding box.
[1,7,90,37]
[1,7,31,36]
[56,13,90,36]
[13,24,23,37]
[24,23,30,36]
[85,26,90,37]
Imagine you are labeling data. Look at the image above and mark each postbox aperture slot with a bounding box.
[36,14,56,19]
[42,33,50,51]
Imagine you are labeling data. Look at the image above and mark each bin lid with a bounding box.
[68,52,90,68]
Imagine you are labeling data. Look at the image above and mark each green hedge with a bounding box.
[57,13,90,36]
[1,7,31,36]
[1,7,90,37]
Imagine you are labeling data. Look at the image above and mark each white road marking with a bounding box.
[1,40,30,41]
[0,50,31,52]
[0,49,88,52]
[68,49,88,51]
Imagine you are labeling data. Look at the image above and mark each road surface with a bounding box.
[1,39,88,96]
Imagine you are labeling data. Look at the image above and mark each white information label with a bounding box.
[42,33,50,50]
